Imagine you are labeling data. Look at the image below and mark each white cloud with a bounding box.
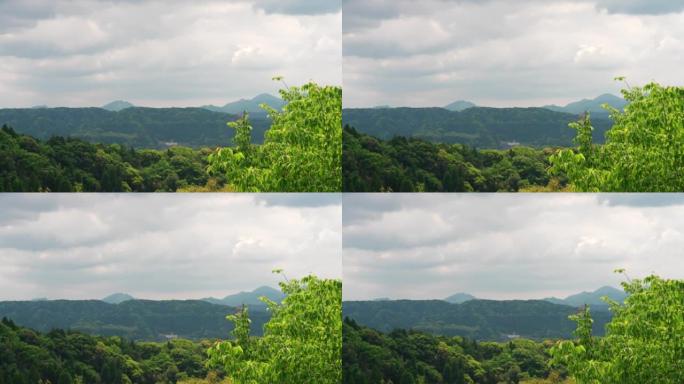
[343,0,684,107]
[0,0,341,107]
[343,194,684,300]
[0,194,342,300]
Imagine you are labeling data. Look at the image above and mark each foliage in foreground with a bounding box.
[343,126,565,192]
[208,273,342,383]
[0,125,227,192]
[208,81,342,192]
[550,81,684,191]
[551,273,684,383]
[343,318,573,384]
[0,317,221,384]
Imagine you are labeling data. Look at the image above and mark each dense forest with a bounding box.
[342,299,611,341]
[0,317,223,384]
[345,81,684,193]
[0,80,342,192]
[343,318,572,384]
[343,126,560,192]
[342,106,611,148]
[0,125,223,192]
[0,300,270,341]
[0,107,271,148]
[1,273,343,383]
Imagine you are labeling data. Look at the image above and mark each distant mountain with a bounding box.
[343,299,611,341]
[444,100,476,112]
[102,293,135,304]
[202,93,285,115]
[545,286,626,308]
[0,299,270,341]
[102,100,134,111]
[543,94,627,117]
[444,292,476,304]
[0,107,271,148]
[343,107,612,148]
[202,286,284,308]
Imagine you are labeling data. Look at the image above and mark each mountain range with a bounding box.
[442,286,626,307]
[544,286,627,308]
[101,293,135,304]
[200,93,285,115]
[0,107,271,148]
[442,94,626,115]
[0,299,270,341]
[543,93,627,117]
[343,299,612,341]
[343,106,613,148]
[344,94,625,148]
[98,94,285,115]
[201,286,284,308]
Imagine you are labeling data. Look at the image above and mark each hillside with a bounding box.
[344,319,567,384]
[343,126,556,192]
[342,299,611,341]
[342,106,612,148]
[0,318,214,384]
[0,299,270,341]
[0,107,271,148]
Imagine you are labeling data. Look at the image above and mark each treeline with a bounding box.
[0,106,270,148]
[0,317,225,384]
[342,106,611,147]
[0,299,270,341]
[343,299,610,341]
[0,125,223,192]
[343,318,572,384]
[343,126,563,192]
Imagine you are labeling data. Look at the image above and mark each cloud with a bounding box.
[594,0,684,15]
[0,0,341,107]
[343,0,684,107]
[247,0,341,15]
[343,194,684,301]
[0,194,341,300]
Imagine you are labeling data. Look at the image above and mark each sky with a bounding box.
[343,0,684,108]
[0,194,342,301]
[0,0,341,108]
[343,193,684,301]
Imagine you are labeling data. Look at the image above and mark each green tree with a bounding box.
[550,80,684,191]
[207,272,342,383]
[208,80,342,192]
[551,272,684,383]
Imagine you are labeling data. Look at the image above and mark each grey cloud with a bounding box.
[248,0,341,15]
[0,0,341,107]
[343,194,684,300]
[598,194,684,207]
[0,194,342,300]
[343,0,684,107]
[594,0,684,15]
[256,193,342,208]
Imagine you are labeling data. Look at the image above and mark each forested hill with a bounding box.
[0,318,215,384]
[0,107,271,148]
[0,299,270,341]
[342,299,611,341]
[342,106,612,148]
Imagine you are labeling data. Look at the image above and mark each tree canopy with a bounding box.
[551,272,684,383]
[550,81,684,191]
[208,81,342,192]
[208,272,342,383]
